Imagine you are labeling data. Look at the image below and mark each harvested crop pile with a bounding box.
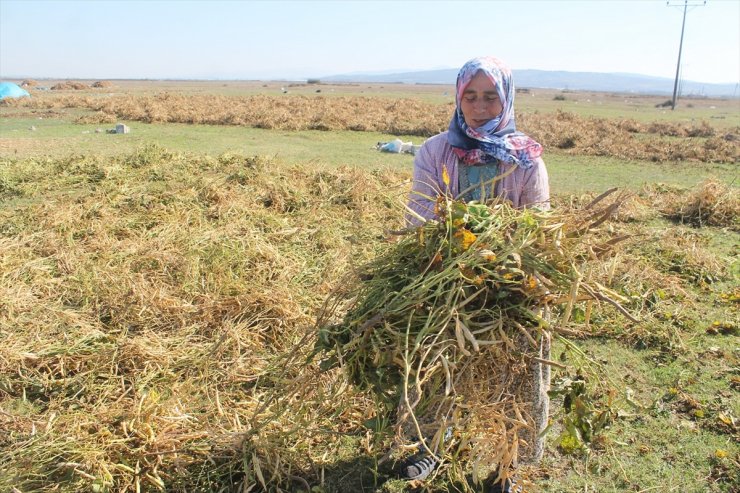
[518,111,740,163]
[311,187,630,481]
[2,147,735,491]
[651,179,740,230]
[21,79,38,88]
[2,93,452,136]
[6,93,738,163]
[91,80,113,88]
[0,148,407,492]
[50,81,90,90]
[74,110,117,124]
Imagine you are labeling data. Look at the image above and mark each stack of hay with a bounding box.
[315,191,627,479]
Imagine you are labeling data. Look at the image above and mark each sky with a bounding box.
[1,0,738,84]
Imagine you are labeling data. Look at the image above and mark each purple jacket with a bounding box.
[407,132,550,225]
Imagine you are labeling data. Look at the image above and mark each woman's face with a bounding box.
[460,71,503,129]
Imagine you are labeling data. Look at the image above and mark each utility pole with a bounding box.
[667,0,706,110]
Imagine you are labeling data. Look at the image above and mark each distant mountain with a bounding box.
[322,68,739,97]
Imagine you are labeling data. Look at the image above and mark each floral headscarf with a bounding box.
[447,56,542,168]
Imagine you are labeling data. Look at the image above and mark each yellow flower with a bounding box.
[523,275,538,292]
[453,228,477,252]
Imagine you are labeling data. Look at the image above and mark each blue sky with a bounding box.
[1,0,738,84]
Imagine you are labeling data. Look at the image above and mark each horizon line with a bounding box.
[2,67,739,87]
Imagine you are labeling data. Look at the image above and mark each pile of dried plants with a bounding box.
[310,183,632,485]
[4,94,738,163]
[1,147,734,492]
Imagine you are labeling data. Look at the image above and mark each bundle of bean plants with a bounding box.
[315,184,629,482]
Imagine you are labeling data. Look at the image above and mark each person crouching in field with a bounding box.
[401,56,551,492]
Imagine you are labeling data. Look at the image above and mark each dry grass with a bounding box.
[50,82,90,91]
[1,148,737,492]
[2,93,451,136]
[0,148,407,492]
[4,94,738,163]
[518,111,740,163]
[651,180,740,230]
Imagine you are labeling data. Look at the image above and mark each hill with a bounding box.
[322,68,739,98]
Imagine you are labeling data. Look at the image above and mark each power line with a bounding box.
[667,0,706,110]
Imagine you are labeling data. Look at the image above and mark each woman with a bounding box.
[407,56,549,224]
[400,57,551,492]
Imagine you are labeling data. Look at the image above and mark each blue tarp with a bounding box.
[0,82,31,100]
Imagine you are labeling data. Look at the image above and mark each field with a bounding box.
[1,80,738,493]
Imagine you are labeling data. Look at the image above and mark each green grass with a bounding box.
[2,116,736,197]
[0,116,421,168]
[517,92,740,127]
[532,222,739,493]
[545,154,737,193]
[538,330,738,493]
